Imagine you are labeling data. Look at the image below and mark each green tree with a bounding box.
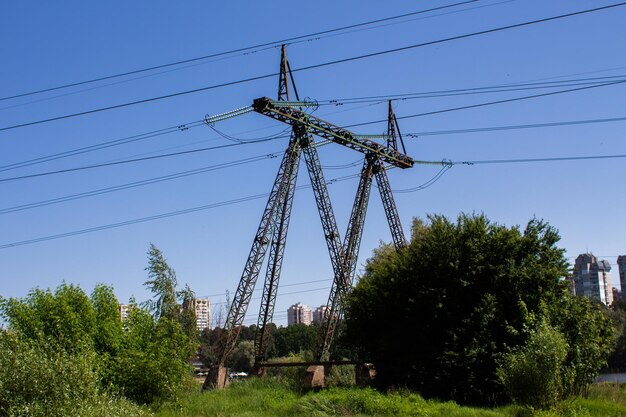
[91,284,123,356]
[0,282,97,354]
[549,294,613,396]
[178,283,198,342]
[344,214,579,405]
[228,340,255,372]
[272,323,318,358]
[108,307,194,404]
[144,243,179,320]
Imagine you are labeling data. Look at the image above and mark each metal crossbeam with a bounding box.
[253,97,414,169]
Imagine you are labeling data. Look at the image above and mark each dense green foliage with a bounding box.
[0,332,149,417]
[0,244,197,414]
[344,214,613,406]
[608,299,626,370]
[498,322,568,408]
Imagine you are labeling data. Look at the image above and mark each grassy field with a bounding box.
[152,378,626,417]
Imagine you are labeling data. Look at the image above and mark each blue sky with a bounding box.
[2,0,626,326]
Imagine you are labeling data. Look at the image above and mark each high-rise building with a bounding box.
[572,253,613,306]
[617,255,626,300]
[119,303,131,322]
[190,298,211,331]
[312,305,328,324]
[287,303,312,326]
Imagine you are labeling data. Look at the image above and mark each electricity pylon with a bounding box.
[204,45,412,389]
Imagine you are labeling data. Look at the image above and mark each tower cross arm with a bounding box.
[253,97,414,169]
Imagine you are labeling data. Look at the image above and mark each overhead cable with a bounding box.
[0,172,362,249]
[3,1,625,132]
[0,0,477,102]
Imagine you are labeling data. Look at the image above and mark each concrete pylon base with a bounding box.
[202,365,230,390]
[304,365,325,389]
[355,363,376,387]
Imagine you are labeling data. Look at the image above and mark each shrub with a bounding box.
[497,322,568,408]
[0,333,95,417]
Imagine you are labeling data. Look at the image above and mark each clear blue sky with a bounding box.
[2,0,625,326]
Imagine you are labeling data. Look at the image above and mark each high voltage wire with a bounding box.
[3,149,626,249]
[4,71,625,176]
[0,1,477,103]
[2,1,625,133]
[1,1,516,114]
[0,139,284,183]
[406,115,626,137]
[345,79,626,128]
[0,172,362,250]
[0,154,278,215]
[5,76,626,181]
[451,153,626,166]
[320,75,626,105]
[0,120,205,173]
[197,278,333,299]
[210,287,332,308]
[7,107,625,214]
[0,1,517,113]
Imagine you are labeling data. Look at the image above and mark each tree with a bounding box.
[178,283,198,342]
[107,306,193,404]
[272,323,318,358]
[91,284,123,357]
[344,214,609,406]
[144,243,179,320]
[0,282,97,354]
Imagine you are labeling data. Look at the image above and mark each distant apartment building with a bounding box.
[287,303,312,326]
[618,255,626,300]
[572,253,613,306]
[312,305,328,324]
[190,298,211,331]
[119,303,131,321]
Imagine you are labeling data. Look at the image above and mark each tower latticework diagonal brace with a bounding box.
[205,137,301,384]
[254,136,301,366]
[317,157,375,361]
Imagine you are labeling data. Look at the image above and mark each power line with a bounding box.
[0,1,476,103]
[4,78,625,185]
[320,75,626,105]
[0,154,277,215]
[453,153,626,166]
[405,115,626,136]
[6,71,625,176]
[5,73,624,176]
[0,172,361,250]
[4,147,626,249]
[0,120,204,173]
[0,139,283,183]
[3,2,624,132]
[345,79,626,128]
[198,278,333,299]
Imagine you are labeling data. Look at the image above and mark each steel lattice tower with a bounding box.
[204,46,411,389]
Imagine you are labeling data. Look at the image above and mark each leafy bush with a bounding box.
[0,333,97,417]
[498,322,568,408]
[106,306,195,405]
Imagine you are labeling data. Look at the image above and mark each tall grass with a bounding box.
[154,378,626,417]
